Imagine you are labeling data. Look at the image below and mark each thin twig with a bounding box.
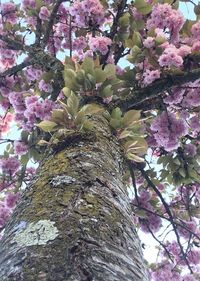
[138,167,193,273]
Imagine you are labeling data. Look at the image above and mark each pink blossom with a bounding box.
[147,4,184,43]
[184,143,197,157]
[39,6,50,21]
[14,141,28,155]
[191,21,200,40]
[6,192,20,208]
[89,36,112,55]
[22,0,36,9]
[38,80,53,93]
[143,69,160,85]
[143,37,155,48]
[70,0,105,28]
[188,250,200,265]
[0,157,20,176]
[151,112,188,151]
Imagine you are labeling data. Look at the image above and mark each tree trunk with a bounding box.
[0,115,149,281]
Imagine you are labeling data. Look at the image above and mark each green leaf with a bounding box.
[132,31,142,47]
[104,64,116,77]
[76,69,86,84]
[122,110,141,127]
[63,68,79,91]
[67,92,79,117]
[118,129,135,139]
[173,157,181,165]
[94,68,107,83]
[64,56,75,69]
[86,73,96,86]
[134,0,152,15]
[21,153,29,166]
[179,168,186,178]
[127,46,143,63]
[80,104,104,115]
[119,12,130,27]
[127,153,145,162]
[62,87,71,98]
[135,209,148,218]
[182,20,195,37]
[101,84,113,97]
[81,57,95,75]
[155,36,166,46]
[51,109,65,123]
[82,119,94,131]
[124,138,148,156]
[36,0,44,9]
[111,107,122,120]
[37,120,58,132]
[110,118,122,129]
[75,111,86,126]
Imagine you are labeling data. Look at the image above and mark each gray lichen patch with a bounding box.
[50,175,76,187]
[13,220,59,246]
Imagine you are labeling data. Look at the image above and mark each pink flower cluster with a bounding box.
[73,37,88,51]
[38,79,53,93]
[25,66,43,82]
[143,69,160,85]
[89,36,112,55]
[147,4,185,42]
[0,192,20,230]
[164,81,200,109]
[151,112,188,151]
[39,6,50,21]
[70,0,105,28]
[1,2,18,24]
[191,20,200,40]
[143,37,155,49]
[184,143,197,157]
[0,48,17,68]
[178,220,198,239]
[14,141,28,156]
[151,261,182,281]
[23,95,55,130]
[0,112,14,136]
[183,82,200,108]
[158,44,189,68]
[151,260,199,281]
[0,157,20,176]
[8,91,55,131]
[22,0,36,10]
[133,190,162,233]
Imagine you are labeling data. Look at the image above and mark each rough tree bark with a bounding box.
[0,115,149,281]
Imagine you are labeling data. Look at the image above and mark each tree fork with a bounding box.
[0,116,149,281]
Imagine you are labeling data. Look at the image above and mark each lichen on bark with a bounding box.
[0,115,150,281]
[13,220,59,247]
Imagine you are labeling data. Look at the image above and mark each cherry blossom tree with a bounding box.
[0,0,200,280]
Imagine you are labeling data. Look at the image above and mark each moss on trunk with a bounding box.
[0,115,149,281]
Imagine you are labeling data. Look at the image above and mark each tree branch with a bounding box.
[137,166,193,273]
[115,68,200,112]
[0,34,24,50]
[35,16,42,47]
[0,61,32,78]
[100,0,127,65]
[42,0,68,48]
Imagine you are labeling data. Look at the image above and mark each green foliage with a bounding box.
[37,91,104,133]
[134,0,152,15]
[109,108,148,162]
[62,57,119,98]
